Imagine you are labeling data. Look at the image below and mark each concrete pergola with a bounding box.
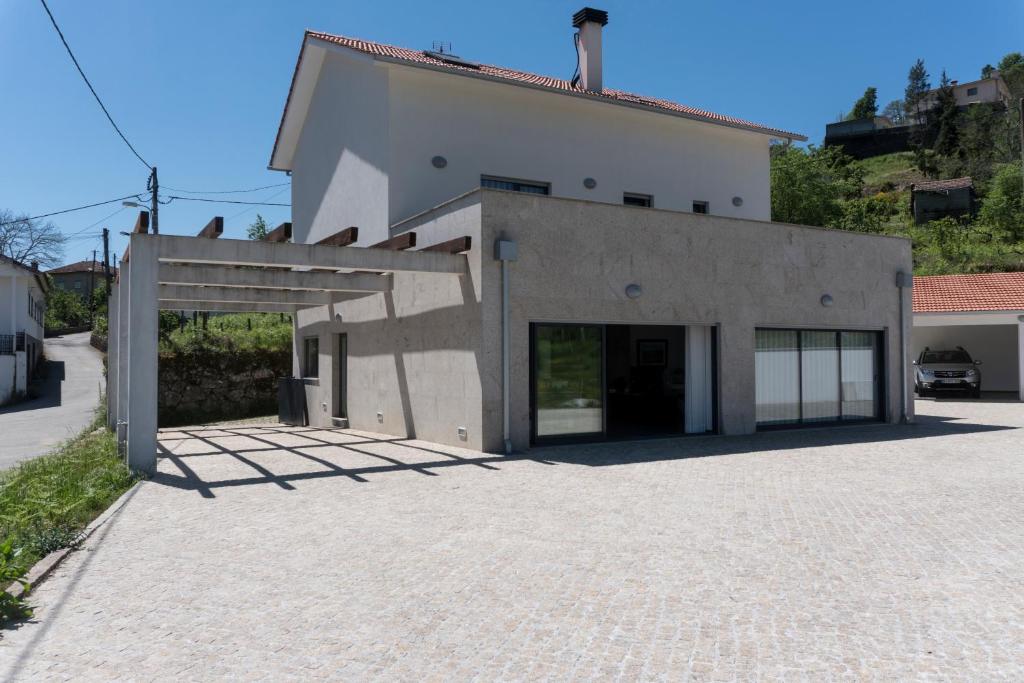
[106,216,468,473]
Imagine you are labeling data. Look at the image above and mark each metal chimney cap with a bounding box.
[572,7,608,27]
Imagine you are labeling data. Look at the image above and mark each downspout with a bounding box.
[495,239,518,455]
[896,271,913,423]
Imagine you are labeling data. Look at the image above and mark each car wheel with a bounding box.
[971,387,981,399]
[913,383,921,396]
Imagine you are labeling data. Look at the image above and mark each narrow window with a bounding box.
[692,201,709,214]
[304,337,319,378]
[481,175,550,195]
[966,87,978,96]
[623,192,653,207]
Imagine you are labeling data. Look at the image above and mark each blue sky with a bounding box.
[1,0,1020,266]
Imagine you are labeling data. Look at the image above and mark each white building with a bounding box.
[0,255,47,405]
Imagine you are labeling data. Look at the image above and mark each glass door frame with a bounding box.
[529,322,608,445]
[755,327,887,430]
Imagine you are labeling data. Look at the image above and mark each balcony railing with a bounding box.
[0,334,13,356]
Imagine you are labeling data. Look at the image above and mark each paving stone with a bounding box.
[1,399,1023,679]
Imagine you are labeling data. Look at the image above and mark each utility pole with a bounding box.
[102,228,111,296]
[88,249,97,327]
[149,166,159,234]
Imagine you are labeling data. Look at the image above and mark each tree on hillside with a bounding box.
[882,100,905,124]
[978,162,1024,242]
[247,214,269,240]
[933,71,961,158]
[848,87,878,120]
[997,53,1024,159]
[904,59,931,123]
[981,64,995,79]
[0,210,67,268]
[770,144,862,227]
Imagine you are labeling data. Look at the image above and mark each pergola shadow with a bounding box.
[151,415,1017,498]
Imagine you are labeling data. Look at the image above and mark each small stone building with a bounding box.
[910,177,975,225]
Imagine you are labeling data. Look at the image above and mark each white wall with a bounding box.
[912,324,1019,392]
[291,50,391,245]
[290,51,775,247]
[387,65,771,229]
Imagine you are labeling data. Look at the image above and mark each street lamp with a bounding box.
[122,201,140,208]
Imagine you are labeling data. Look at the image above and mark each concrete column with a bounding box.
[1018,315,1024,402]
[9,275,15,336]
[107,285,118,431]
[126,235,159,474]
[117,261,130,450]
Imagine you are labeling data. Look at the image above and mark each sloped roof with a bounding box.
[912,177,973,192]
[270,30,805,168]
[48,260,116,275]
[914,272,1024,313]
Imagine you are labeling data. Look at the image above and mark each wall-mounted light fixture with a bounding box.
[732,196,744,207]
[431,155,448,169]
[625,283,643,299]
[820,294,834,307]
[583,177,597,189]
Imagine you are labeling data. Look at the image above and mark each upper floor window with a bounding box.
[966,87,978,96]
[481,175,550,195]
[623,193,653,208]
[693,201,709,214]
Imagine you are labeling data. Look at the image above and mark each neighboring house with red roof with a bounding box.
[235,7,915,452]
[0,255,47,405]
[47,260,116,301]
[910,177,975,225]
[913,272,1024,398]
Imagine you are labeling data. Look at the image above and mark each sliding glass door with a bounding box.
[755,328,883,427]
[533,324,604,438]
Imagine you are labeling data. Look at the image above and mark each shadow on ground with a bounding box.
[151,413,1017,498]
[0,361,64,415]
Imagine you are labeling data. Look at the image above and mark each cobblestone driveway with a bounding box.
[2,399,1024,680]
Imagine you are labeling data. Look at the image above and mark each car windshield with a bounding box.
[921,350,972,364]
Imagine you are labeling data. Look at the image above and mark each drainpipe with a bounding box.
[495,239,518,455]
[896,271,913,423]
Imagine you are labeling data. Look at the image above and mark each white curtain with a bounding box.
[755,329,800,425]
[685,325,715,433]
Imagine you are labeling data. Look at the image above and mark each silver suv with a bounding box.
[913,347,982,398]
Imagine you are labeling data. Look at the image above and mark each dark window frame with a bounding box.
[755,327,885,430]
[623,192,653,208]
[303,336,319,379]
[966,86,978,96]
[692,200,709,214]
[481,175,551,195]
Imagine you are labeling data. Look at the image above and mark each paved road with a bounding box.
[0,332,104,469]
[2,399,1024,679]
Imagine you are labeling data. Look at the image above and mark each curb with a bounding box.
[5,480,144,600]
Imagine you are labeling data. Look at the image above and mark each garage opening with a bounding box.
[529,323,717,443]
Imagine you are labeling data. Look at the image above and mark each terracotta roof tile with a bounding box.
[913,272,1024,313]
[47,260,116,275]
[271,30,804,166]
[306,31,803,140]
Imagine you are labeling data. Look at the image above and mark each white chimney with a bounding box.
[573,7,608,92]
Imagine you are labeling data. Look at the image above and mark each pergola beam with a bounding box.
[158,263,391,292]
[133,210,150,234]
[371,232,416,250]
[159,284,332,306]
[153,234,466,274]
[316,226,359,247]
[421,236,472,253]
[198,216,224,239]
[264,222,292,243]
[159,300,300,313]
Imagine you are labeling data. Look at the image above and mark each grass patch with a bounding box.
[856,152,923,192]
[0,407,138,622]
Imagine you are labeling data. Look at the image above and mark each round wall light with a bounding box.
[431,155,448,169]
[583,177,597,189]
[732,196,744,207]
[820,294,834,307]
[625,283,643,299]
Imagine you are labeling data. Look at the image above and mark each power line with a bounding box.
[166,196,291,207]
[161,182,291,195]
[64,205,130,238]
[0,193,146,227]
[38,0,151,171]
[225,186,291,222]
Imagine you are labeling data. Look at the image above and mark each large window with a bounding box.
[303,337,319,379]
[481,175,550,195]
[755,328,882,427]
[532,324,603,438]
